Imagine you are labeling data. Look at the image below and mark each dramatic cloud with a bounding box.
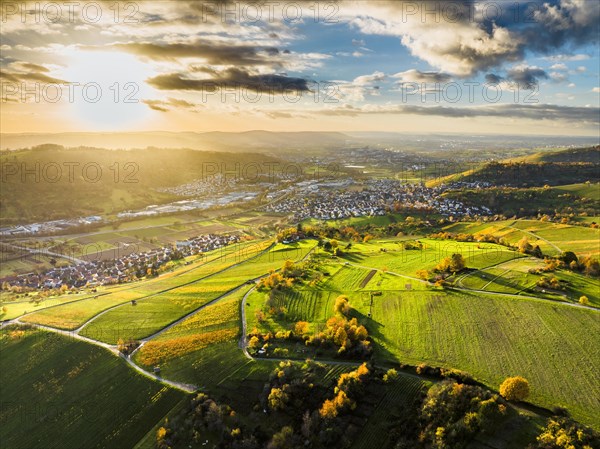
[353,71,386,86]
[335,71,386,102]
[344,0,599,77]
[147,68,310,94]
[527,0,600,51]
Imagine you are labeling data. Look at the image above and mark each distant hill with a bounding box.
[517,146,600,163]
[0,131,352,153]
[0,146,280,225]
[427,146,600,188]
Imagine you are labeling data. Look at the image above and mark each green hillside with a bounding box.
[0,327,184,449]
[427,146,600,188]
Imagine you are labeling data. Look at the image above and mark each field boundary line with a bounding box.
[75,241,275,334]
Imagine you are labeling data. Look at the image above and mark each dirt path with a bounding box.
[340,260,599,312]
[4,317,198,393]
[506,222,562,253]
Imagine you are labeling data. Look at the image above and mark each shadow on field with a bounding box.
[351,309,399,362]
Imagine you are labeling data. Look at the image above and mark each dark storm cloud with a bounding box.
[147,68,310,93]
[484,74,503,84]
[524,0,600,51]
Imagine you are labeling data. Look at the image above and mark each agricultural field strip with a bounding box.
[7,243,276,390]
[11,216,226,247]
[1,241,85,264]
[0,289,113,322]
[453,256,539,287]
[337,261,432,284]
[129,284,250,357]
[341,260,599,312]
[89,241,318,343]
[457,256,599,305]
[136,242,320,356]
[86,241,317,362]
[74,241,275,333]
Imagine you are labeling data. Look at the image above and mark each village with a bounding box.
[1,233,241,291]
[263,179,492,220]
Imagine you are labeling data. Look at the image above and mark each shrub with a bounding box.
[530,417,600,449]
[383,368,399,383]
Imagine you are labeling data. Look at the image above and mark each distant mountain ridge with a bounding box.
[0,131,352,152]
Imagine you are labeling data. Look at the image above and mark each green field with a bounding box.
[245,237,600,428]
[457,257,600,306]
[333,237,524,276]
[0,327,184,449]
[443,219,600,257]
[361,290,600,427]
[78,240,316,343]
[555,182,600,201]
[252,282,600,427]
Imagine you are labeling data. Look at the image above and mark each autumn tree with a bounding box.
[268,387,290,410]
[294,321,310,337]
[334,295,351,315]
[435,253,466,273]
[248,336,261,351]
[518,237,533,254]
[499,376,530,401]
[449,253,466,272]
[531,417,600,449]
[383,368,399,383]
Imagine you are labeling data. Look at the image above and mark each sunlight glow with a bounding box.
[62,51,152,129]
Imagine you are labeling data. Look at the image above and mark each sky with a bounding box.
[1,0,599,135]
